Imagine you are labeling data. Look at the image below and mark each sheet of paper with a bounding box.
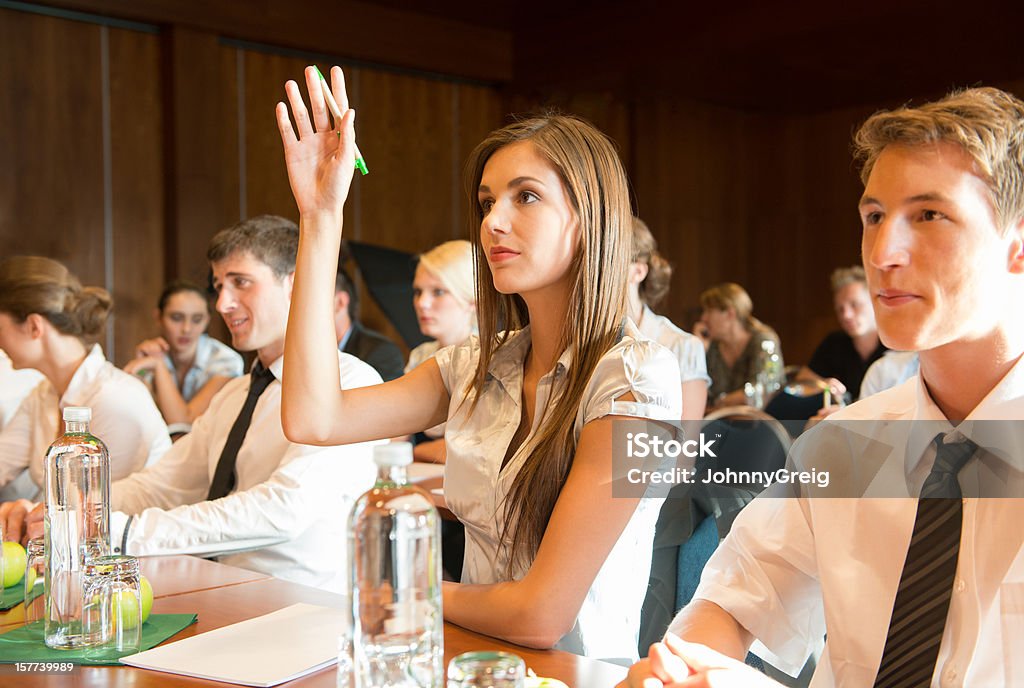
[120,603,349,687]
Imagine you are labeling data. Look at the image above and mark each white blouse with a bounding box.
[435,321,682,662]
[0,349,44,431]
[636,305,710,385]
[0,345,171,500]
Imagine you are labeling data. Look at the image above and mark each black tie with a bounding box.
[873,434,977,688]
[206,363,276,500]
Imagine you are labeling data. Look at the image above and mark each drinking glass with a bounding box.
[24,538,46,625]
[447,651,526,688]
[83,555,143,660]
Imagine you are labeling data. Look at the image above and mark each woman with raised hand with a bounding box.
[276,66,681,661]
[0,257,170,502]
[124,280,243,434]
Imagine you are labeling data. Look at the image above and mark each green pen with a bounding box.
[314,66,368,175]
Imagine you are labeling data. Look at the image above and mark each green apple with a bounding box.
[140,575,153,624]
[111,576,154,630]
[2,541,26,588]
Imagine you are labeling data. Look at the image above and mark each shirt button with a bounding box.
[956,579,966,593]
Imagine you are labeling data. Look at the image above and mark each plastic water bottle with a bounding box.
[348,442,443,688]
[43,406,111,649]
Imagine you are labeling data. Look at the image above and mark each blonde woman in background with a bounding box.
[0,257,170,507]
[276,65,681,661]
[405,239,477,463]
[700,282,784,410]
[629,218,709,421]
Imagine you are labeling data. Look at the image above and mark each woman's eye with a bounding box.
[920,209,945,222]
[519,191,538,204]
[863,211,883,225]
[170,314,184,323]
[433,289,446,298]
[479,198,494,213]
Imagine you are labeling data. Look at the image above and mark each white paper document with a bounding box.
[120,603,349,687]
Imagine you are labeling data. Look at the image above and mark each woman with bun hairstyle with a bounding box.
[628,218,709,420]
[276,67,681,660]
[0,257,171,502]
[124,280,243,433]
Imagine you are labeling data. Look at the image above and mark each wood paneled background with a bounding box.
[2,1,1021,367]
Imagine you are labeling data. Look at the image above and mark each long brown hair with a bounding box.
[464,114,632,575]
[0,256,112,342]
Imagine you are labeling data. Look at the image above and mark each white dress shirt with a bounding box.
[0,349,44,431]
[0,345,171,501]
[686,353,1024,687]
[110,352,382,594]
[436,321,683,663]
[859,350,920,400]
[636,306,711,385]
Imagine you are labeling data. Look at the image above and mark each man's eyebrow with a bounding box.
[859,192,953,207]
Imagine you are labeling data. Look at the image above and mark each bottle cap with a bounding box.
[63,406,91,422]
[373,441,413,467]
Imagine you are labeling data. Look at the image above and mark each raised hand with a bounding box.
[275,66,357,223]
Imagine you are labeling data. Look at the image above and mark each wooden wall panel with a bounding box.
[108,26,164,364]
[0,8,103,269]
[0,8,107,330]
[239,49,315,224]
[355,69,459,251]
[454,83,505,241]
[631,99,751,333]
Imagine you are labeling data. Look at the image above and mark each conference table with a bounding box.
[0,555,628,687]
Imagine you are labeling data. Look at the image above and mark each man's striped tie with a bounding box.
[873,434,977,688]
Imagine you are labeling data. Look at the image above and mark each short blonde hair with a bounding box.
[418,240,475,306]
[829,265,866,294]
[854,87,1024,231]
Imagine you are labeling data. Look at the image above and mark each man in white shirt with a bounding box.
[11,215,381,593]
[621,87,1024,686]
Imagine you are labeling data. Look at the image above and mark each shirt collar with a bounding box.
[263,355,284,382]
[337,324,354,351]
[62,344,107,407]
[486,326,575,389]
[905,351,1024,474]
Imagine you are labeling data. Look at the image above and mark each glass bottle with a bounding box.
[759,339,783,396]
[348,442,443,688]
[44,406,111,649]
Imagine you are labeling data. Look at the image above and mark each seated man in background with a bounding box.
[334,265,405,382]
[797,265,887,402]
[622,87,1024,686]
[7,215,381,593]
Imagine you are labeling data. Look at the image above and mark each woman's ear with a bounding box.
[25,313,48,339]
[627,261,649,285]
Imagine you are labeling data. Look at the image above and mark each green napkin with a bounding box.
[0,584,23,611]
[0,614,197,665]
